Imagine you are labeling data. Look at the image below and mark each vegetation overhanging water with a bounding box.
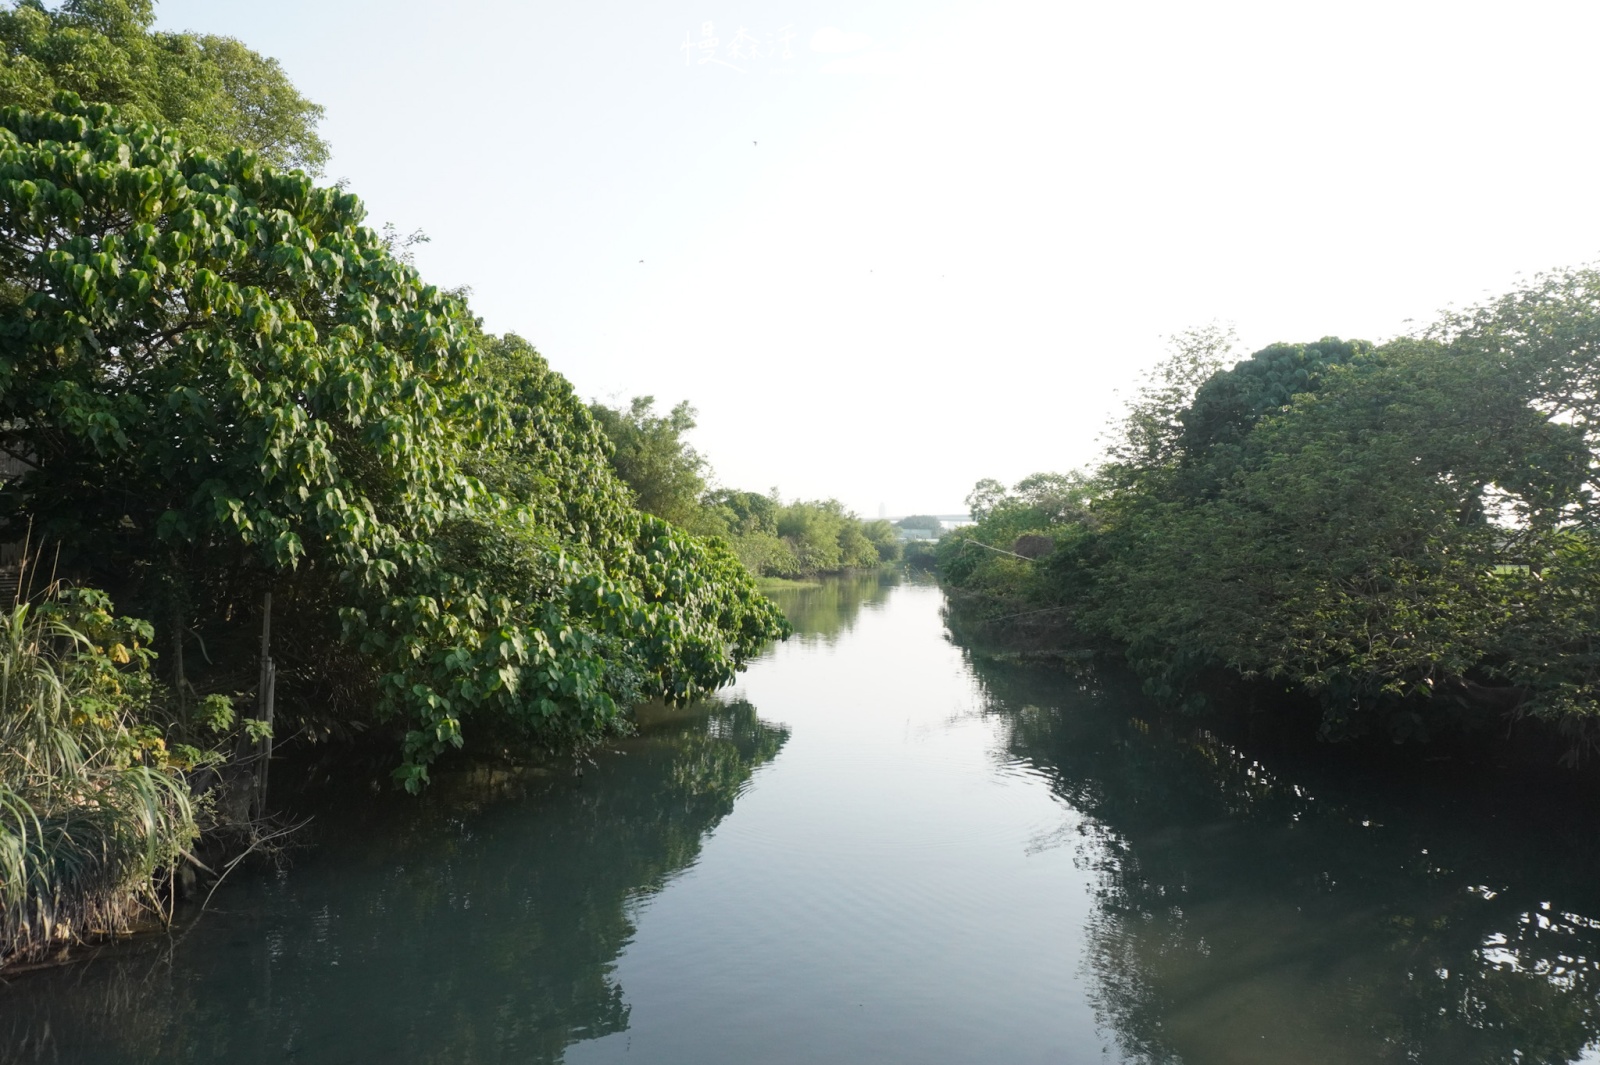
[2,12,1600,1062]
[3,573,1598,1065]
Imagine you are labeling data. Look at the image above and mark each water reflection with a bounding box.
[966,657,1600,1065]
[760,570,899,643]
[0,700,787,1065]
[10,576,1598,1065]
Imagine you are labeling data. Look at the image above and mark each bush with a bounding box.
[0,587,198,967]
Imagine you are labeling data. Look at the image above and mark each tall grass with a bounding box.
[0,590,197,967]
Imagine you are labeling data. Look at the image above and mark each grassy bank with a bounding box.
[0,589,210,970]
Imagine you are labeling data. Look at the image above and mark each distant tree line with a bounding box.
[589,396,901,578]
[896,511,940,530]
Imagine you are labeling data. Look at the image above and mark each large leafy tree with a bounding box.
[938,471,1096,591]
[1421,266,1600,730]
[1099,322,1235,490]
[1086,336,1587,727]
[587,395,709,530]
[941,273,1600,745]
[1168,336,1373,498]
[0,0,327,172]
[0,98,786,787]
[773,498,884,574]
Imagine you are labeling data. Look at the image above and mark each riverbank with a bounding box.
[941,588,1600,784]
[754,577,824,591]
[8,574,1600,1063]
[0,591,206,974]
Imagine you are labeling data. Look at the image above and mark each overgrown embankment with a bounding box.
[0,14,792,969]
[0,589,208,969]
[0,100,789,964]
[937,285,1600,758]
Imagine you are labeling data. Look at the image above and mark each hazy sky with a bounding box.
[155,0,1600,516]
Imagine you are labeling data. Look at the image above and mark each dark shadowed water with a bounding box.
[5,573,1600,1064]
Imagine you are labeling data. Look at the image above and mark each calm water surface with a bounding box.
[5,573,1600,1063]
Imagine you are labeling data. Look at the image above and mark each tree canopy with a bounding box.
[0,1,328,172]
[587,396,708,530]
[0,97,786,787]
[938,271,1600,749]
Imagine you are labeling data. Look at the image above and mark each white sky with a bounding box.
[155,0,1600,516]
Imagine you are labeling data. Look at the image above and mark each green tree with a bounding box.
[0,99,786,787]
[703,488,777,537]
[860,519,901,563]
[964,478,1007,522]
[939,273,1600,746]
[1064,325,1592,735]
[936,472,1095,617]
[1419,264,1600,731]
[767,498,883,574]
[1171,336,1374,495]
[1100,322,1236,488]
[1010,471,1097,525]
[588,396,710,531]
[0,0,328,172]
[776,500,845,574]
[1080,334,1577,722]
[699,488,796,574]
[894,514,943,534]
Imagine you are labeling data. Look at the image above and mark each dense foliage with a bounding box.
[894,514,943,535]
[587,396,709,530]
[0,99,787,792]
[939,272,1600,749]
[0,586,206,965]
[0,0,327,171]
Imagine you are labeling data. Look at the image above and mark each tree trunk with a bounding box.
[252,591,275,822]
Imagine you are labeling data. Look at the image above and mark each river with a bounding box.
[4,573,1600,1063]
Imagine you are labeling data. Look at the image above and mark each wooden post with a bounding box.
[253,591,275,822]
[172,600,188,720]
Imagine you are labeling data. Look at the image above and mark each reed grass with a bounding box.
[0,592,197,967]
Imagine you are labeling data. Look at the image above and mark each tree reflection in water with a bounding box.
[761,570,900,645]
[967,656,1600,1065]
[0,700,786,1065]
